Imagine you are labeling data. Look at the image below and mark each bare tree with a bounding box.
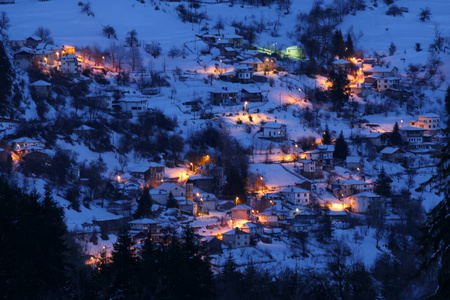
[143,41,162,58]
[0,12,10,37]
[34,26,54,44]
[109,42,126,71]
[128,46,143,72]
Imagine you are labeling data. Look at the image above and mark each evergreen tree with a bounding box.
[333,131,349,161]
[0,41,13,117]
[419,129,450,299]
[166,191,178,208]
[390,122,403,146]
[318,209,333,243]
[332,29,346,58]
[133,187,152,218]
[374,167,392,198]
[322,124,332,145]
[445,87,450,127]
[107,228,138,299]
[327,70,350,111]
[345,33,355,58]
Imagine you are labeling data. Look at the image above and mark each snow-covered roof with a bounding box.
[351,192,380,198]
[262,122,284,129]
[12,137,41,144]
[335,179,370,186]
[188,175,213,180]
[15,47,34,54]
[332,59,351,64]
[232,204,251,210]
[419,113,440,118]
[30,80,51,86]
[129,218,158,224]
[74,125,94,131]
[240,57,262,64]
[222,228,249,236]
[380,147,402,155]
[62,54,77,58]
[241,87,260,94]
[235,64,253,71]
[280,187,309,193]
[148,162,164,167]
[223,47,235,51]
[399,126,426,131]
[157,182,177,191]
[128,165,150,173]
[346,156,362,164]
[366,132,384,138]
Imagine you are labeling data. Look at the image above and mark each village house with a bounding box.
[190,164,225,195]
[366,132,389,148]
[220,47,237,59]
[364,65,398,77]
[375,76,400,92]
[345,156,363,172]
[222,228,250,248]
[13,47,34,69]
[241,88,263,102]
[331,179,373,199]
[128,162,165,186]
[399,126,425,144]
[241,222,264,238]
[60,54,80,76]
[25,36,42,48]
[279,186,311,206]
[380,147,405,163]
[150,182,185,206]
[346,192,381,214]
[235,65,254,83]
[11,137,44,155]
[285,45,303,59]
[239,56,277,73]
[178,200,197,216]
[107,200,133,216]
[231,204,252,220]
[201,236,223,255]
[410,113,441,135]
[257,210,279,227]
[332,59,354,71]
[115,99,148,116]
[261,122,286,140]
[210,89,238,106]
[29,80,52,98]
[299,159,323,179]
[128,218,162,241]
[304,144,335,167]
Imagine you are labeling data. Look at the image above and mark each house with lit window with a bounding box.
[346,192,381,214]
[60,54,80,76]
[150,183,186,206]
[279,186,311,206]
[261,122,286,140]
[231,204,252,220]
[299,159,323,179]
[410,113,441,135]
[331,179,373,199]
[210,89,238,106]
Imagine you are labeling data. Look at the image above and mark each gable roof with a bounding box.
[232,204,252,210]
[222,228,249,236]
[262,122,284,129]
[30,80,51,86]
[380,147,403,155]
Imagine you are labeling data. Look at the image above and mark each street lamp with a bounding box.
[244,101,248,112]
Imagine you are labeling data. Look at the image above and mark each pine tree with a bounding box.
[333,131,348,161]
[332,29,346,58]
[345,33,355,58]
[0,41,13,117]
[374,167,392,198]
[390,122,403,146]
[419,129,450,299]
[166,191,178,208]
[445,87,450,127]
[108,228,138,299]
[322,124,332,145]
[133,187,152,218]
[327,70,350,111]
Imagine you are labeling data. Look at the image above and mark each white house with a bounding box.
[410,113,441,135]
[261,122,286,140]
[60,54,80,75]
[150,183,185,206]
[346,192,381,213]
[304,144,334,166]
[279,187,311,206]
[222,228,250,248]
[241,222,264,238]
[376,76,400,92]
[116,99,148,116]
[399,126,426,143]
